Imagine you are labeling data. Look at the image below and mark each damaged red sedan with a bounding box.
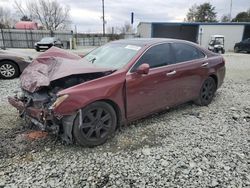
[8,38,225,146]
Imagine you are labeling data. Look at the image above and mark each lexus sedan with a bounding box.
[234,38,250,53]
[8,39,226,146]
[0,50,32,79]
[35,37,63,51]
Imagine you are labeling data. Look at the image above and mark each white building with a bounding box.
[137,22,250,51]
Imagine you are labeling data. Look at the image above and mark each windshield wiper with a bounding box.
[90,57,96,64]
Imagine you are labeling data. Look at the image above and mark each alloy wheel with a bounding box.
[79,107,112,141]
[0,63,16,78]
[201,79,216,103]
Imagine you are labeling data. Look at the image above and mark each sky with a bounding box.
[0,0,249,33]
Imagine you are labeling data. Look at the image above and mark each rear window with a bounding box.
[172,43,205,63]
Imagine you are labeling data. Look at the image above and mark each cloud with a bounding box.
[1,0,249,32]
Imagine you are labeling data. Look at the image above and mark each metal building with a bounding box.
[137,22,250,51]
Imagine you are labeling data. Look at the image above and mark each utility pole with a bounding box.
[229,0,233,21]
[102,0,105,36]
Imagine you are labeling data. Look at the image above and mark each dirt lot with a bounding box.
[0,52,249,187]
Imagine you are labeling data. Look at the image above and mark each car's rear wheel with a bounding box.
[195,77,217,106]
[0,61,19,79]
[73,101,117,147]
[234,47,239,53]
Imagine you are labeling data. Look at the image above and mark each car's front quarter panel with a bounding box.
[53,71,127,122]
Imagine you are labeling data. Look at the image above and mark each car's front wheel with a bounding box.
[195,77,217,106]
[0,61,19,79]
[73,101,117,147]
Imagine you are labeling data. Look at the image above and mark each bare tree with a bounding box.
[0,6,16,28]
[14,0,71,30]
[117,22,134,34]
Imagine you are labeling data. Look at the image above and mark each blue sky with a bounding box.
[0,0,249,32]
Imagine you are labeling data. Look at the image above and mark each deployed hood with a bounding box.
[20,47,113,93]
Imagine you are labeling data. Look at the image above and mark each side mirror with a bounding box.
[136,63,150,75]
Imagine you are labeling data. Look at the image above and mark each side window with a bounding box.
[132,43,172,71]
[172,43,205,63]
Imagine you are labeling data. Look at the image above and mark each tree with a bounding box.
[232,9,250,22]
[14,0,71,30]
[117,22,134,34]
[221,14,231,22]
[0,7,15,28]
[186,3,217,22]
[186,5,198,22]
[20,16,32,21]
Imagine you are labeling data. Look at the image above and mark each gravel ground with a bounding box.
[0,52,249,188]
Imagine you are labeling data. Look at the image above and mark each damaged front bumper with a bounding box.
[8,96,76,144]
[8,97,52,130]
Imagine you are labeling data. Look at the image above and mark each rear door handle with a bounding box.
[166,70,176,76]
[201,62,209,67]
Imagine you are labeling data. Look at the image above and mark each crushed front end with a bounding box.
[8,47,114,144]
[8,87,73,143]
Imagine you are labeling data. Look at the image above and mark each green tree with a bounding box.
[232,9,250,22]
[186,2,217,22]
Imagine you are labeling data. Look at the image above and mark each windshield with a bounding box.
[209,38,224,45]
[41,37,54,42]
[83,43,141,69]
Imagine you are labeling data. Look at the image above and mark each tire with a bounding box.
[36,48,40,52]
[73,101,117,147]
[217,48,225,54]
[0,61,19,79]
[234,47,239,53]
[195,77,217,106]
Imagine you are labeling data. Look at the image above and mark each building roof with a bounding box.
[138,22,250,27]
[15,21,38,30]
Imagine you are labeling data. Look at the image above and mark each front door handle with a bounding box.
[166,70,176,76]
[201,62,209,67]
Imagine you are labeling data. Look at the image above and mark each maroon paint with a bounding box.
[10,39,226,125]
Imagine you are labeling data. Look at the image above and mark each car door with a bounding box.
[169,43,210,104]
[126,43,175,120]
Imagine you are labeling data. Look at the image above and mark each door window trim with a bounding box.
[127,42,207,75]
[172,42,207,64]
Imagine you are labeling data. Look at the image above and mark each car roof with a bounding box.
[111,38,190,46]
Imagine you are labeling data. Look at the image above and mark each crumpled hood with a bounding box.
[20,47,113,93]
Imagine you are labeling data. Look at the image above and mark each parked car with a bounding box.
[234,38,250,53]
[35,37,63,51]
[8,39,226,147]
[0,50,32,79]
